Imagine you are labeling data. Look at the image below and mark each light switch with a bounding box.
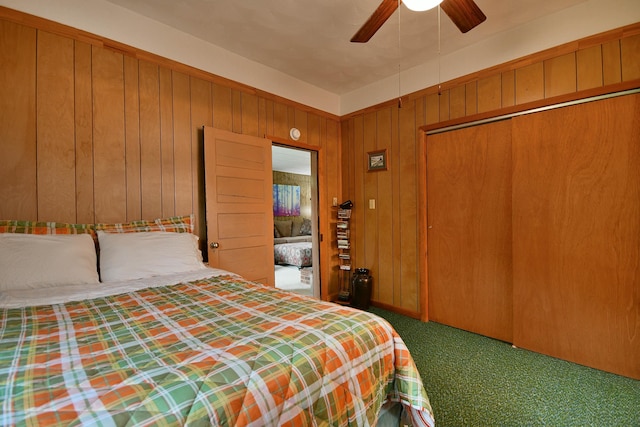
[332,197,338,206]
[369,199,376,209]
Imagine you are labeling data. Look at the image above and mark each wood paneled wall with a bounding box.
[1,6,638,314]
[341,23,640,318]
[0,9,342,297]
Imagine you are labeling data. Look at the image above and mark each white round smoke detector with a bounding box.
[289,127,301,141]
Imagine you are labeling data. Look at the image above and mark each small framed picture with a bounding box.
[367,149,387,171]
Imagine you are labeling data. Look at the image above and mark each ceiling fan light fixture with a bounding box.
[402,0,443,12]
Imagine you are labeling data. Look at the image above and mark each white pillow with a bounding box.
[97,231,206,282]
[0,233,99,290]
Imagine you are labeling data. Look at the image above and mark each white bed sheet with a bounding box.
[0,267,236,309]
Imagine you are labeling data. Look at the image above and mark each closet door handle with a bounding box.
[210,242,219,249]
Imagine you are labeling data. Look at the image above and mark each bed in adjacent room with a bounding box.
[0,216,435,426]
[274,218,313,268]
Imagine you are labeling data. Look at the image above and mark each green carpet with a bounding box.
[370,308,640,427]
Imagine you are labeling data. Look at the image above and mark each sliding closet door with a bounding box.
[427,120,513,342]
[512,94,640,379]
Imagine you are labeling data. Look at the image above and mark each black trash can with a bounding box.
[351,268,372,310]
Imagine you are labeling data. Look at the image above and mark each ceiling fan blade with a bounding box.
[351,0,399,43]
[440,0,486,33]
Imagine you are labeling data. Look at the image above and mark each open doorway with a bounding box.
[272,145,320,298]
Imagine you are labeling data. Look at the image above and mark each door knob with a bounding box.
[210,242,219,249]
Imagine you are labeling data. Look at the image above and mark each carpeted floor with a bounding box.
[370,307,640,427]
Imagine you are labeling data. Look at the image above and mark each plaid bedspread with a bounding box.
[0,275,434,426]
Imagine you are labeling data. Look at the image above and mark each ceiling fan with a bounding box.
[351,0,486,43]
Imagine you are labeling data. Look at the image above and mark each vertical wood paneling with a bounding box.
[516,62,544,104]
[377,108,393,303]
[232,89,242,133]
[92,47,126,223]
[398,101,419,312]
[123,56,142,221]
[307,114,321,146]
[241,92,259,137]
[0,13,344,306]
[74,40,94,224]
[172,71,193,216]
[438,90,450,121]
[346,27,636,316]
[0,20,36,220]
[602,40,622,85]
[264,99,275,137]
[341,29,637,316]
[351,116,365,280]
[465,81,477,116]
[362,113,377,292]
[325,118,340,297]
[415,96,426,127]
[37,31,75,222]
[341,119,353,211]
[295,109,308,142]
[328,117,342,297]
[477,74,501,113]
[425,93,439,125]
[159,67,175,217]
[257,97,267,137]
[577,45,603,91]
[450,85,466,119]
[391,105,401,307]
[621,33,640,81]
[501,70,515,108]
[287,106,296,136]
[544,53,576,98]
[273,102,289,139]
[0,11,634,317]
[139,62,163,220]
[212,83,233,131]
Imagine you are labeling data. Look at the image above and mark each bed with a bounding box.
[274,239,313,268]
[274,219,313,268]
[0,216,435,426]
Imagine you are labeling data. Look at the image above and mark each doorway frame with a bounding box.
[268,136,327,301]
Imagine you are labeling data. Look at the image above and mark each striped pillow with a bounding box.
[0,219,94,235]
[94,214,194,234]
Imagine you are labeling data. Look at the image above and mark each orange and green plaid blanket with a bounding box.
[0,275,434,426]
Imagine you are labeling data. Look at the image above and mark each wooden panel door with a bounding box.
[512,94,640,379]
[204,127,275,285]
[427,120,513,342]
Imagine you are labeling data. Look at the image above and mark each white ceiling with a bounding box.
[103,0,589,96]
[272,145,311,176]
